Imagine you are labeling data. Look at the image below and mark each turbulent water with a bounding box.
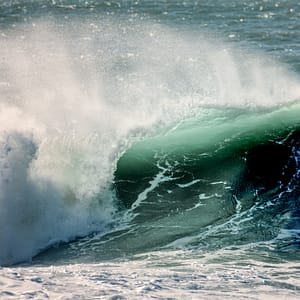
[0,0,300,299]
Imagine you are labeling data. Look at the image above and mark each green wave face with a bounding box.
[116,103,300,205]
[111,104,300,256]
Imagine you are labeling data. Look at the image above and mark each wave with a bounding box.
[0,18,300,266]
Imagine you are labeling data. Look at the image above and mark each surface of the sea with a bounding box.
[0,0,300,299]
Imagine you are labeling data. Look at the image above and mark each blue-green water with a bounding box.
[0,1,300,299]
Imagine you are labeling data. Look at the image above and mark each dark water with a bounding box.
[0,1,300,299]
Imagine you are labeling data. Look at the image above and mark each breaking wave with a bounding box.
[0,18,300,265]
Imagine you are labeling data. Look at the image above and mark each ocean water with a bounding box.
[0,0,300,299]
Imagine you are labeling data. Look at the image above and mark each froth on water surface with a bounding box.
[1,249,300,299]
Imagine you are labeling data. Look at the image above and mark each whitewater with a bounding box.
[0,1,300,299]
